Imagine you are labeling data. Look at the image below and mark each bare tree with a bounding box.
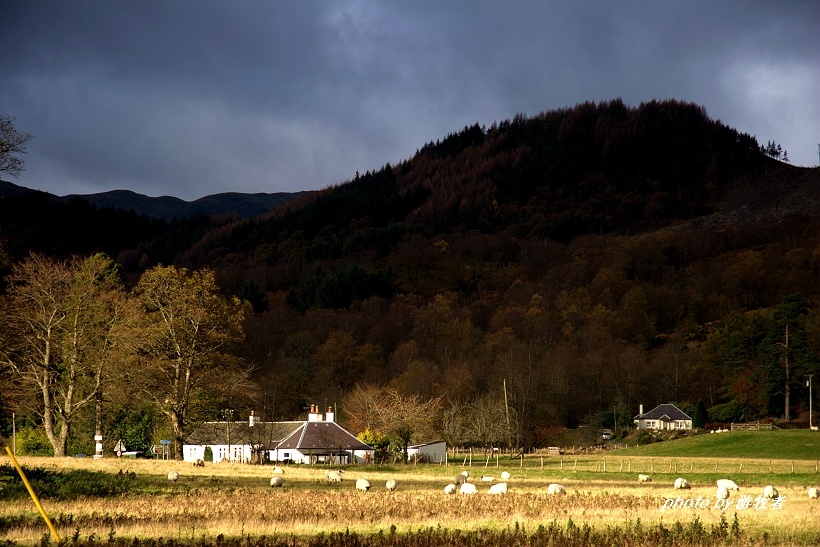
[1,253,129,456]
[0,116,34,178]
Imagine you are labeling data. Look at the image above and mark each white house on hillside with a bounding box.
[633,403,693,431]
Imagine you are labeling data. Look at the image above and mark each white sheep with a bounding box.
[808,487,819,499]
[193,459,204,467]
[167,470,179,482]
[487,482,507,495]
[674,478,691,490]
[270,476,283,488]
[500,471,511,480]
[326,470,344,483]
[480,475,495,482]
[459,482,478,495]
[272,466,284,475]
[444,483,457,495]
[716,486,730,500]
[355,478,371,492]
[638,474,652,483]
[385,479,398,492]
[716,479,739,491]
[763,485,779,499]
[547,483,566,495]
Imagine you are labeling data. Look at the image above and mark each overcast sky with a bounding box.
[1,1,818,201]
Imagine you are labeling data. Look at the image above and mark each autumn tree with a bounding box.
[130,266,247,459]
[0,115,34,178]
[0,253,129,456]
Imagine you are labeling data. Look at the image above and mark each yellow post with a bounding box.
[4,447,61,543]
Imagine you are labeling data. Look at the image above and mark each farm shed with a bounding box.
[406,441,447,463]
[633,403,693,431]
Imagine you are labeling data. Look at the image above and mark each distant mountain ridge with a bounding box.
[0,180,308,221]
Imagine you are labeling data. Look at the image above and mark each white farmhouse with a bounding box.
[633,403,693,431]
[183,412,301,463]
[270,405,374,464]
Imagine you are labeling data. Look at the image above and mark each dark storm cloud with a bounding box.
[1,1,817,200]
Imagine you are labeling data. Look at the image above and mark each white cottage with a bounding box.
[183,412,302,463]
[406,441,447,463]
[185,406,374,465]
[269,405,374,464]
[633,403,693,431]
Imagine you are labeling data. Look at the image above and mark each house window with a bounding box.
[283,452,290,459]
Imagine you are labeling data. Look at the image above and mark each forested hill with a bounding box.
[189,99,775,266]
[4,98,820,447]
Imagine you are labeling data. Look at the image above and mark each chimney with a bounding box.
[308,404,320,422]
[639,404,644,416]
[249,410,255,427]
[325,406,335,423]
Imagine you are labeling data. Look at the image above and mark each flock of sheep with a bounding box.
[167,465,820,500]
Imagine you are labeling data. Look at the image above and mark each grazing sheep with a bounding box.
[487,482,508,495]
[270,476,283,488]
[385,479,398,492]
[547,483,566,495]
[716,486,730,500]
[193,459,204,467]
[459,483,478,495]
[444,483,457,495]
[453,473,467,485]
[272,466,284,475]
[355,478,371,492]
[763,485,779,499]
[716,479,739,491]
[808,487,819,499]
[168,470,179,482]
[480,475,495,482]
[638,474,652,483]
[326,470,344,483]
[674,478,691,490]
[500,471,511,480]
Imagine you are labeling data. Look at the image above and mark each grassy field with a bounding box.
[3,433,820,546]
[615,430,820,460]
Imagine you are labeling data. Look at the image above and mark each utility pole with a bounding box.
[807,374,814,430]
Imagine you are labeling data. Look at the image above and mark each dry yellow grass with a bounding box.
[2,455,820,545]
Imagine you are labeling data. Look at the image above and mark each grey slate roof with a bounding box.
[185,421,302,446]
[634,404,692,421]
[274,421,373,453]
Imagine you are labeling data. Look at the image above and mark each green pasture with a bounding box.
[615,430,820,459]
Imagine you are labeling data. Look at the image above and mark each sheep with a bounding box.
[487,482,508,495]
[270,476,283,488]
[716,479,739,491]
[716,486,730,500]
[808,487,819,499]
[326,470,344,483]
[480,475,495,482]
[272,466,285,475]
[168,470,179,482]
[355,478,371,492]
[500,471,511,480]
[453,473,467,485]
[763,485,779,499]
[674,478,691,490]
[459,482,478,494]
[385,479,398,492]
[638,474,652,483]
[443,483,457,495]
[547,483,566,495]
[193,459,204,467]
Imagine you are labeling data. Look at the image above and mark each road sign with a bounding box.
[160,439,171,445]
